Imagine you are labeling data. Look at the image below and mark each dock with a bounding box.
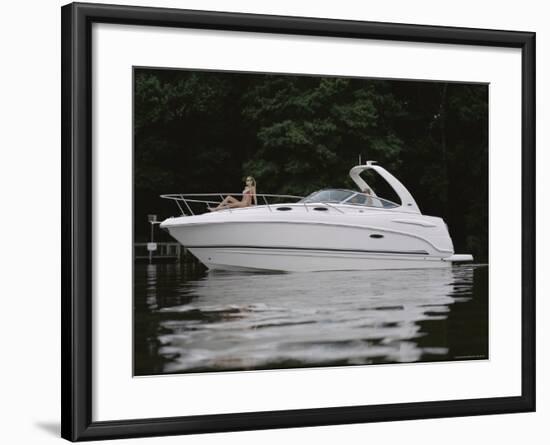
[134,242,186,263]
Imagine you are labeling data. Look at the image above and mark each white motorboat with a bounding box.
[159,162,473,272]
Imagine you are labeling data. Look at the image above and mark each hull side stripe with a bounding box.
[186,245,430,255]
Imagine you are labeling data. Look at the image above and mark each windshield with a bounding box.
[300,189,399,208]
[300,189,355,203]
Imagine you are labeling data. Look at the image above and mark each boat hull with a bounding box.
[161,208,460,271]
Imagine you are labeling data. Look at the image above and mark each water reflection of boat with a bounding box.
[160,162,472,272]
[146,266,482,373]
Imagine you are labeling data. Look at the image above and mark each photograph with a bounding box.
[58,2,536,441]
[133,67,489,376]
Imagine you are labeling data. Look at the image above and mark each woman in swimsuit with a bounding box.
[211,176,257,210]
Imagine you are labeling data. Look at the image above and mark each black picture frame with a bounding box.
[61,2,536,441]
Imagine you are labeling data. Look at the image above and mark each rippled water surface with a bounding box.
[134,263,488,375]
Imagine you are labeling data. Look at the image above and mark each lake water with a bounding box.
[134,262,488,375]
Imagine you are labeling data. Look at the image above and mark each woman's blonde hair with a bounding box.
[246,176,256,187]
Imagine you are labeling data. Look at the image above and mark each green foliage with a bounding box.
[134,69,488,261]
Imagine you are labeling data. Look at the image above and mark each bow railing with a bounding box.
[160,193,305,216]
[160,190,399,216]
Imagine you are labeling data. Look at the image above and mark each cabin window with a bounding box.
[370,234,384,239]
[276,207,293,211]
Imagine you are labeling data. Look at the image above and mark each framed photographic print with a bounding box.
[61,2,535,441]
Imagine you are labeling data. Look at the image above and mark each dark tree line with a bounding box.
[134,68,488,261]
